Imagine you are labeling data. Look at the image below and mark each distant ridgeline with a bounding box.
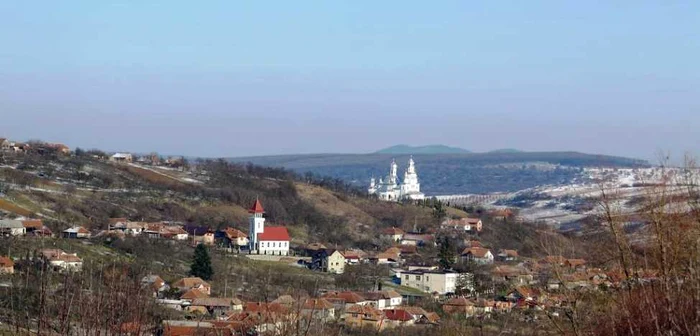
[228,152,650,195]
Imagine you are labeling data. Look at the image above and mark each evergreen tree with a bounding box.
[432,200,447,220]
[190,244,214,280]
[438,237,455,270]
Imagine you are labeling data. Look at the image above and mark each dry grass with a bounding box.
[295,183,376,225]
[120,164,188,188]
[0,198,34,216]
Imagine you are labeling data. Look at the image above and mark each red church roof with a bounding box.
[249,199,265,214]
[257,226,290,241]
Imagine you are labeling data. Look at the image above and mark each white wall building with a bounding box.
[398,270,472,295]
[368,156,425,201]
[248,200,290,256]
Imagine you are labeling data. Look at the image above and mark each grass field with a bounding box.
[0,198,34,216]
[121,164,189,188]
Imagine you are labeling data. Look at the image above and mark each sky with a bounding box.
[0,1,698,161]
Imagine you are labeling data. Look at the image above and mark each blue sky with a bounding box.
[1,1,698,160]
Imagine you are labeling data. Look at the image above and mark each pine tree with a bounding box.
[190,244,214,280]
[438,237,455,270]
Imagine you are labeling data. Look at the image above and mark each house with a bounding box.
[491,265,533,285]
[0,219,26,236]
[342,249,368,265]
[342,304,386,331]
[143,222,164,238]
[301,299,335,321]
[110,153,133,163]
[400,233,435,246]
[398,306,429,321]
[160,225,189,240]
[372,251,400,265]
[9,142,30,153]
[173,277,211,295]
[126,221,146,235]
[21,219,43,234]
[184,225,215,245]
[0,256,14,274]
[399,270,472,295]
[506,286,542,303]
[247,200,290,256]
[62,226,91,239]
[497,249,519,262]
[442,297,475,317]
[441,217,483,233]
[32,225,53,237]
[217,227,249,249]
[418,312,441,325]
[141,275,169,297]
[322,291,369,309]
[189,298,244,317]
[461,247,494,264]
[0,138,9,151]
[39,249,83,271]
[384,308,415,328]
[310,249,345,274]
[381,227,405,242]
[360,290,403,310]
[180,288,209,301]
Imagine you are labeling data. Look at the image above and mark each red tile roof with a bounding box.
[257,226,290,241]
[22,219,42,229]
[224,228,247,239]
[0,256,13,268]
[384,309,413,321]
[322,291,367,304]
[249,199,264,214]
[180,288,209,300]
[462,247,491,258]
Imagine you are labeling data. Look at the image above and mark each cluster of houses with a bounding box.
[108,152,186,168]
[0,138,70,155]
[37,248,84,272]
[0,218,53,237]
[150,275,441,335]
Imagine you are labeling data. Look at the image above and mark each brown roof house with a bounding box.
[461,247,494,264]
[62,226,91,239]
[381,227,405,242]
[173,277,211,295]
[497,249,519,262]
[441,218,483,233]
[39,249,83,272]
[0,256,14,274]
[188,298,243,317]
[301,298,336,321]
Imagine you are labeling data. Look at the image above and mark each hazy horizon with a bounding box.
[1,2,698,161]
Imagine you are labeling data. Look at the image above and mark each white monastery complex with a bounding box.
[368,156,425,201]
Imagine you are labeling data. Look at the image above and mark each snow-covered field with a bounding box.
[439,167,700,229]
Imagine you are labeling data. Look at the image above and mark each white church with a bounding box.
[368,156,425,201]
[248,199,290,255]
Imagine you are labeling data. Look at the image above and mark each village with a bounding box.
[0,139,667,335]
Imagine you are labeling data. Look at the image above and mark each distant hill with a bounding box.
[375,144,470,154]
[228,152,650,195]
[488,148,523,154]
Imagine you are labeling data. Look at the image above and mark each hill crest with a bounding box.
[375,144,470,154]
